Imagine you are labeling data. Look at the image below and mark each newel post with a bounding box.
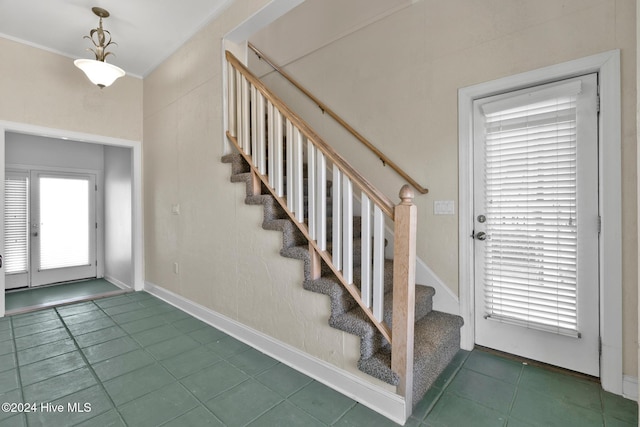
[391,184,417,415]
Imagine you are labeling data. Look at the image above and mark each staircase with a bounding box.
[223,49,463,419]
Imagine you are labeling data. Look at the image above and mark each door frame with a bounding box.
[28,168,101,287]
[458,50,622,393]
[0,120,144,317]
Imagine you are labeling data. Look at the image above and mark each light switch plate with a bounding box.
[434,200,455,215]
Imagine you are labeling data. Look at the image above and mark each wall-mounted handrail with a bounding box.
[248,42,429,195]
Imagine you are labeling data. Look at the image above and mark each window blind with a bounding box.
[479,81,582,337]
[5,173,29,275]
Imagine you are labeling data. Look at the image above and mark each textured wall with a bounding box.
[0,38,142,141]
[142,0,394,389]
[248,0,638,376]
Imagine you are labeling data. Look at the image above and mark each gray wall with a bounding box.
[104,145,133,287]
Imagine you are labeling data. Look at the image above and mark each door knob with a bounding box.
[473,231,488,241]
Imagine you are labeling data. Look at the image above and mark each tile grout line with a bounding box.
[53,303,129,427]
[504,358,526,424]
[98,296,228,426]
[9,316,28,427]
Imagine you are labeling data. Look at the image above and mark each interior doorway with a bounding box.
[0,123,144,317]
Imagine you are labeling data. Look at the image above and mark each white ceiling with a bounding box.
[0,0,234,78]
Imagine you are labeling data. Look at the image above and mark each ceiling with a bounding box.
[0,0,234,78]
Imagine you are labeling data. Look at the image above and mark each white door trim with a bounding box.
[0,120,144,318]
[458,50,622,393]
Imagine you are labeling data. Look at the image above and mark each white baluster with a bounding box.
[332,167,342,270]
[293,128,304,222]
[235,71,243,150]
[241,77,250,154]
[227,62,236,138]
[267,102,275,188]
[316,150,327,251]
[307,140,316,239]
[361,194,372,308]
[257,93,266,175]
[342,176,353,284]
[250,86,257,164]
[373,205,385,321]
[274,110,284,197]
[286,120,293,211]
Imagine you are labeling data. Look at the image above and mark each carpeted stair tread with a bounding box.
[358,310,464,394]
[411,311,463,405]
[330,285,435,359]
[385,285,435,328]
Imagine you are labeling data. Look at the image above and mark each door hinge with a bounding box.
[95,222,98,229]
[596,94,600,113]
[95,184,98,191]
[599,337,602,356]
[597,215,601,234]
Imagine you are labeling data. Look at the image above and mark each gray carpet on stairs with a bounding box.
[222,151,463,407]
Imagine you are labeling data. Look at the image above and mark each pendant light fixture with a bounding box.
[74,7,125,88]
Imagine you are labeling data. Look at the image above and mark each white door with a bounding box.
[473,74,600,376]
[29,172,97,287]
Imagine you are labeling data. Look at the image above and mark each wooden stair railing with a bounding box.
[248,42,428,195]
[226,50,417,408]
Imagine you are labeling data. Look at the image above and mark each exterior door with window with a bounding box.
[473,74,600,376]
[4,171,97,288]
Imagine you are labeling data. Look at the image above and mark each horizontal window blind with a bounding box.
[480,81,581,336]
[5,173,29,275]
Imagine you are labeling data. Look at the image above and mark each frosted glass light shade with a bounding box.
[74,59,125,88]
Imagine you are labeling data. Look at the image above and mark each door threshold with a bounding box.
[475,345,601,384]
[5,289,130,316]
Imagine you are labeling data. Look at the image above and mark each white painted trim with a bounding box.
[0,120,145,316]
[622,375,639,401]
[458,50,623,392]
[416,257,459,315]
[143,281,408,425]
[104,275,133,292]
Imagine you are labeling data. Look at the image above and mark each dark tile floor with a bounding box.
[0,291,637,426]
[5,279,123,314]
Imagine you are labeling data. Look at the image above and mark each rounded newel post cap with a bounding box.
[399,184,414,204]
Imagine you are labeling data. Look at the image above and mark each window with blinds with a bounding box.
[479,80,583,337]
[5,172,29,275]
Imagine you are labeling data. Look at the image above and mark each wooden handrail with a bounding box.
[226,50,396,218]
[248,42,429,195]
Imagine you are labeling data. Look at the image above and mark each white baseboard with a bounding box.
[143,281,408,424]
[622,375,638,401]
[104,276,133,291]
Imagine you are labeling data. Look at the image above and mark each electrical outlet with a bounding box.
[173,262,179,274]
[172,204,180,215]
